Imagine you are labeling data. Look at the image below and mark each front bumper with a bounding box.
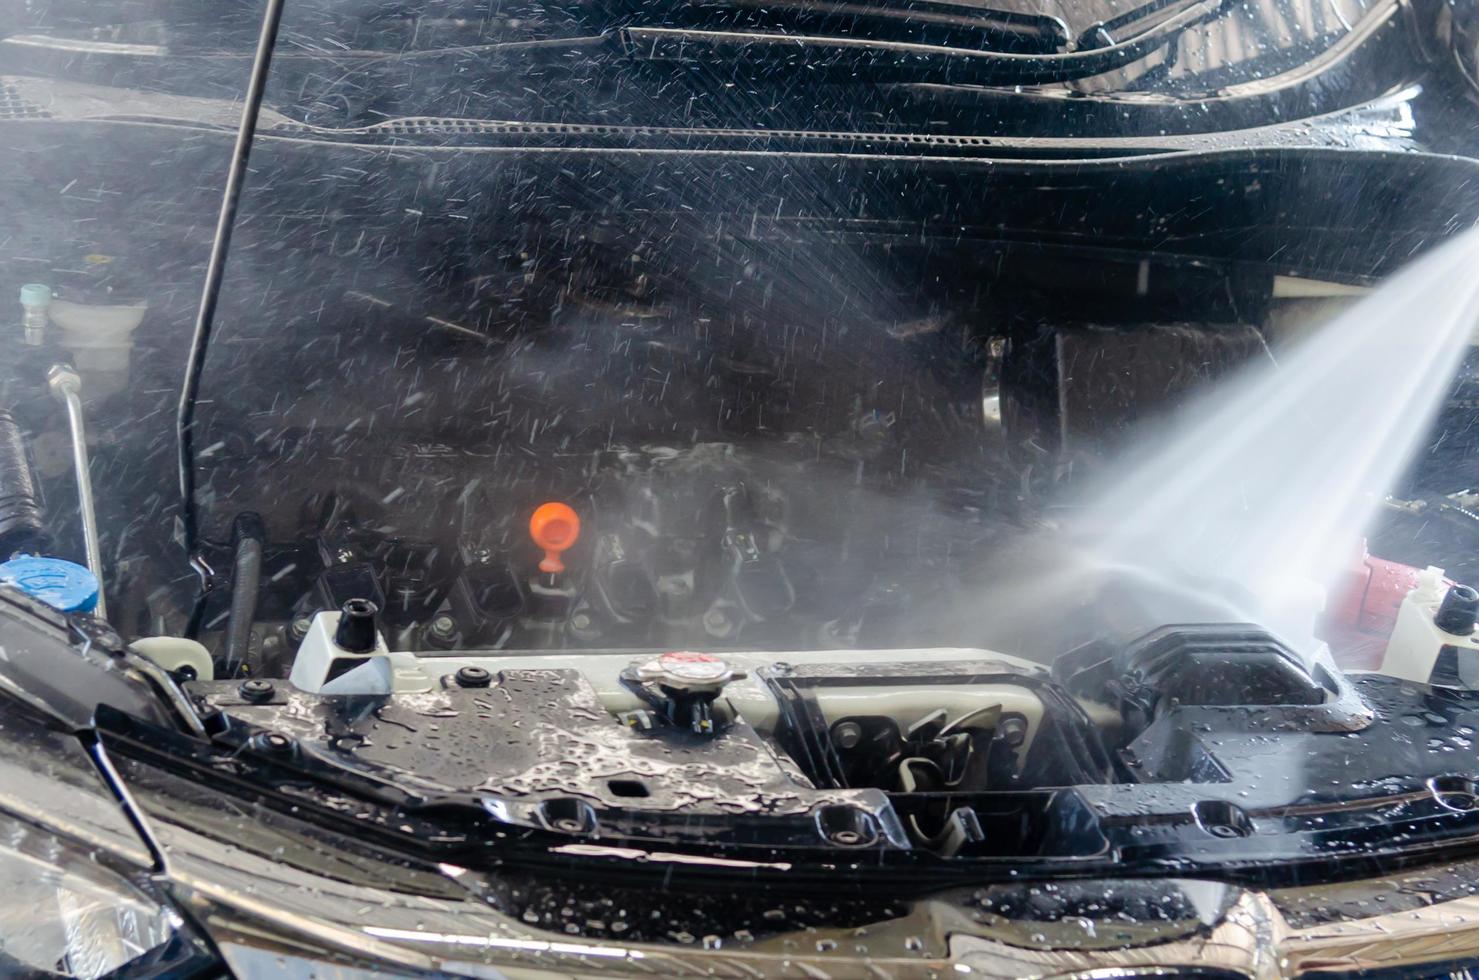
[88,729,1479,978]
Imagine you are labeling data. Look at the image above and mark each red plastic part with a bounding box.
[1320,545,1436,670]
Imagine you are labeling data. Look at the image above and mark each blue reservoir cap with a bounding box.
[0,557,99,613]
[19,284,51,308]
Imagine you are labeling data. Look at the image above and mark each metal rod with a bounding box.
[48,366,106,619]
[175,0,287,559]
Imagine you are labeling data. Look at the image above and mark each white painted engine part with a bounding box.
[1378,565,1479,685]
[281,627,1048,754]
[46,299,146,402]
[129,636,213,680]
[288,602,430,695]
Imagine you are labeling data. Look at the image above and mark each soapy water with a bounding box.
[1064,226,1479,655]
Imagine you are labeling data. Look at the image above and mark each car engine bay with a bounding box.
[8,206,1479,857]
[19,1,1479,974]
[4,139,1479,863]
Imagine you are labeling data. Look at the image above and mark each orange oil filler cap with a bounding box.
[529,502,581,574]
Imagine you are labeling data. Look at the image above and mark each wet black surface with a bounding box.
[6,125,1479,658]
[196,667,846,815]
[162,638,1479,882]
[5,5,1479,974]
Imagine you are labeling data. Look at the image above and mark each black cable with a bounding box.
[175,0,287,564]
[222,513,265,677]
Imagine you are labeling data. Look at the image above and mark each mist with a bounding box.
[930,228,1479,661]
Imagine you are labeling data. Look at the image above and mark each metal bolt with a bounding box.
[539,798,597,833]
[289,617,313,642]
[336,549,355,564]
[570,612,592,631]
[454,665,492,688]
[47,364,80,391]
[239,679,275,703]
[831,721,864,750]
[998,715,1029,747]
[430,615,457,638]
[817,805,877,848]
[249,731,294,755]
[620,709,655,731]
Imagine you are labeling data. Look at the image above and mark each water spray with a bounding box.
[1070,226,1479,655]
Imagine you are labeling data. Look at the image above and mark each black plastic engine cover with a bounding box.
[186,666,901,849]
[1118,624,1330,711]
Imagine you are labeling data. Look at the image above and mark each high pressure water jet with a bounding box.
[1070,227,1479,655]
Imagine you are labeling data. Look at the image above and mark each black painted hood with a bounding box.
[0,0,1467,149]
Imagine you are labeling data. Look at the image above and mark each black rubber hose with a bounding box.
[0,409,47,559]
[222,513,265,676]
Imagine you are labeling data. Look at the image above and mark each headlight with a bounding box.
[0,812,187,979]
